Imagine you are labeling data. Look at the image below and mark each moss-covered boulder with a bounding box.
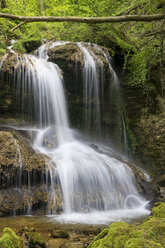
[125,238,162,248]
[152,202,165,218]
[88,202,165,248]
[26,231,46,248]
[0,228,22,248]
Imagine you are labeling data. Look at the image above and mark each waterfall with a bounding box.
[13,54,73,146]
[77,42,101,136]
[0,42,150,224]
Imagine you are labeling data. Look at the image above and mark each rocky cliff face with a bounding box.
[121,62,165,184]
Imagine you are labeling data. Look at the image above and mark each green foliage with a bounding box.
[127,46,160,91]
[27,231,46,247]
[0,228,21,248]
[0,40,6,54]
[12,41,26,53]
[0,48,6,55]
[0,0,164,93]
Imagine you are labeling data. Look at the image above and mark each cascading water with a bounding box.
[0,41,150,224]
[77,42,101,136]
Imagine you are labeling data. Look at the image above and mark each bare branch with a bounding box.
[144,30,165,37]
[0,13,164,24]
[118,2,148,16]
[10,21,27,32]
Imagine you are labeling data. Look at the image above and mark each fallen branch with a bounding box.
[10,21,27,32]
[118,2,148,16]
[144,30,165,37]
[0,13,165,24]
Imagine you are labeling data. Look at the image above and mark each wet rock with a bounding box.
[0,52,34,124]
[60,242,84,248]
[51,230,69,239]
[0,128,63,216]
[26,231,46,248]
[0,186,48,216]
[156,175,165,187]
[125,161,159,203]
[80,227,101,236]
[22,40,42,54]
[0,129,50,188]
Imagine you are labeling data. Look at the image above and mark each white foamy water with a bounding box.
[77,42,101,135]
[51,205,150,225]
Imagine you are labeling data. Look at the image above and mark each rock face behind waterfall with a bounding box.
[0,128,63,216]
[0,52,34,125]
[48,42,120,142]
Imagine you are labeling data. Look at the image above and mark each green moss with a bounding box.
[27,231,46,248]
[88,222,132,248]
[0,48,6,55]
[152,202,165,218]
[88,204,165,248]
[0,228,21,248]
[88,228,108,248]
[12,41,26,53]
[125,238,162,248]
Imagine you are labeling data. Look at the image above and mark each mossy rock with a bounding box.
[88,203,165,248]
[60,242,84,248]
[152,202,165,218]
[27,231,46,248]
[51,229,69,239]
[0,228,22,248]
[88,222,132,248]
[125,238,162,248]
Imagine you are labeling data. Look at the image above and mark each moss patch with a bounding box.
[27,231,46,248]
[88,203,165,248]
[0,228,21,248]
[152,202,165,218]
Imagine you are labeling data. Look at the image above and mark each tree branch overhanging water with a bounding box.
[0,13,164,24]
